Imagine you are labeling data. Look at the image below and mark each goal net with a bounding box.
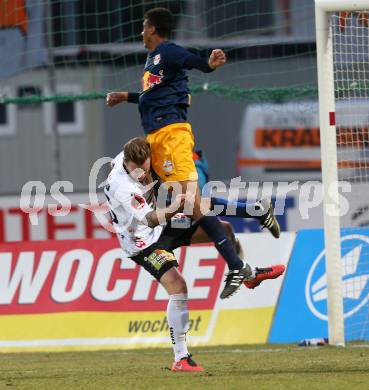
[0,1,318,192]
[333,10,369,342]
[316,1,369,345]
[0,0,317,105]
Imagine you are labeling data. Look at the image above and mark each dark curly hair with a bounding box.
[144,7,174,38]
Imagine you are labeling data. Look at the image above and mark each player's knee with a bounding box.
[222,220,233,236]
[222,220,236,244]
[160,268,187,295]
[169,273,187,294]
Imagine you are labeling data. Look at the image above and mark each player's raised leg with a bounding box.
[174,181,253,300]
[147,124,252,299]
[210,197,281,238]
[190,220,285,291]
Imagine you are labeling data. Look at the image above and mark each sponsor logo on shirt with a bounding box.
[153,54,161,65]
[142,70,164,91]
[163,160,174,173]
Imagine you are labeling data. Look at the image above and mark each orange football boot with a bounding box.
[171,354,204,372]
[244,264,285,289]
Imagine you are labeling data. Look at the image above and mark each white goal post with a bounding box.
[315,0,369,346]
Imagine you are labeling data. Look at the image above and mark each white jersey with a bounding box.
[104,152,163,256]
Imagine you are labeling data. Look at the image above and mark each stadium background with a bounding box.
[0,0,316,193]
[0,0,368,355]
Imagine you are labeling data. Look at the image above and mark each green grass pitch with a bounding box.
[0,343,368,389]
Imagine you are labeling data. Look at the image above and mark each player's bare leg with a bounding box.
[160,268,204,372]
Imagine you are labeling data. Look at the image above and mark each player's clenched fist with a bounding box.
[208,49,226,69]
[106,92,128,107]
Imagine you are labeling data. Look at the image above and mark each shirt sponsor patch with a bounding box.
[142,70,164,91]
[163,160,174,173]
[153,54,161,65]
[145,249,176,271]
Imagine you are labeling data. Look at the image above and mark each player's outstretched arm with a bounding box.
[182,49,226,73]
[208,49,226,70]
[106,92,128,107]
[106,92,140,107]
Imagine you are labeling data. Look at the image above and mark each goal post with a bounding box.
[315,0,344,347]
[315,0,369,346]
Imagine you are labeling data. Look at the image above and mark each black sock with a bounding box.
[198,215,243,270]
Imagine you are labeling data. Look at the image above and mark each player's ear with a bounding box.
[148,24,156,36]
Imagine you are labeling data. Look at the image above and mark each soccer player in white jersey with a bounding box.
[104,137,285,372]
[105,137,207,372]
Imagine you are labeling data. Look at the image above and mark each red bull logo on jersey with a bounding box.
[0,0,28,36]
[142,70,164,91]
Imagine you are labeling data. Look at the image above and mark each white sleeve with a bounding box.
[114,186,153,222]
[111,152,124,169]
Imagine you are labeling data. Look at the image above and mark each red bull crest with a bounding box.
[142,70,164,91]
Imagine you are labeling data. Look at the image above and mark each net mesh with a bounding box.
[0,0,317,104]
[331,11,369,341]
[0,1,319,195]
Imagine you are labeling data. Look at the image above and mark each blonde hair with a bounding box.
[123,137,151,164]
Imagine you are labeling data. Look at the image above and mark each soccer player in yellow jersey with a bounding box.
[106,8,281,299]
